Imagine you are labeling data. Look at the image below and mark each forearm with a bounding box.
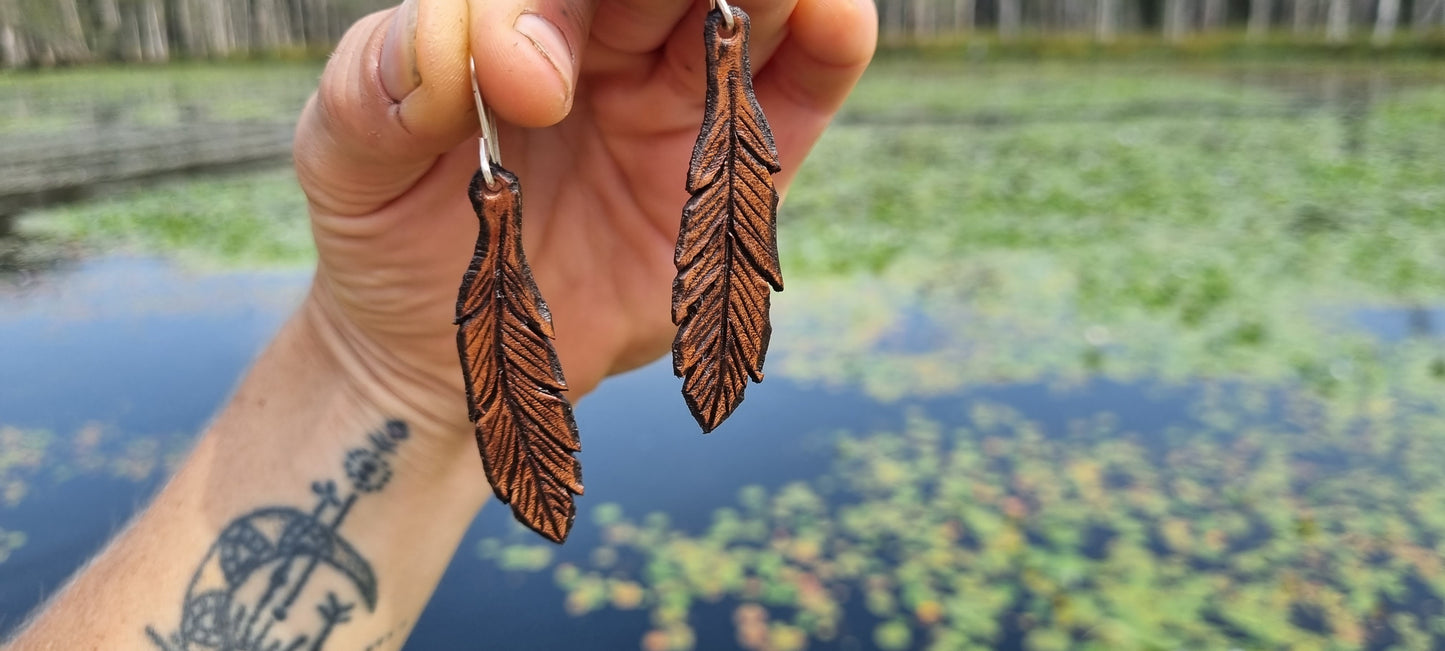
[7,291,490,651]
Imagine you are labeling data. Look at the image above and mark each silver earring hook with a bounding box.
[469,56,502,188]
[711,0,737,31]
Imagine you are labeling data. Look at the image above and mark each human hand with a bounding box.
[292,0,877,441]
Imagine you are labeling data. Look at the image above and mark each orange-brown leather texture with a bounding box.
[672,7,784,433]
[456,167,583,543]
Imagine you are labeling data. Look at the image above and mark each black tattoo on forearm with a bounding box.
[145,420,410,651]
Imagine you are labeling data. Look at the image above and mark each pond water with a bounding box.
[2,60,1445,650]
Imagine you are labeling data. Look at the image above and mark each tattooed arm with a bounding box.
[7,299,488,650]
[6,0,874,647]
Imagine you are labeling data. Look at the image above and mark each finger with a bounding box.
[754,0,876,187]
[589,0,693,57]
[655,0,799,103]
[293,0,597,217]
[469,0,597,127]
[295,0,477,217]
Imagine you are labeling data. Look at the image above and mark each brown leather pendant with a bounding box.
[672,6,783,433]
[456,167,582,543]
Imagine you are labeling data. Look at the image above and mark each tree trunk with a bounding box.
[95,0,124,59]
[1325,0,1349,41]
[288,0,306,44]
[953,0,975,32]
[1372,0,1398,44]
[170,0,199,56]
[1292,0,1313,34]
[302,0,329,45]
[204,0,233,56]
[271,0,293,46]
[118,3,144,61]
[253,0,275,49]
[1163,0,1189,41]
[1096,0,1118,39]
[1247,0,1272,39]
[1350,0,1371,34]
[142,0,169,60]
[1202,0,1225,30]
[0,23,27,67]
[97,0,123,33]
[230,0,248,51]
[1064,0,1086,32]
[999,0,1022,38]
[0,0,21,67]
[57,0,92,60]
[882,0,903,38]
[912,0,934,37]
[1412,0,1442,32]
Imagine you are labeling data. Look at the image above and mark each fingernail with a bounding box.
[380,0,420,101]
[514,13,575,106]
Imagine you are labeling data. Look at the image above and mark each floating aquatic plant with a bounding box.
[0,422,191,562]
[478,384,1445,650]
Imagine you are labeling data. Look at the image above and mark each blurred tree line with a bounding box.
[884,0,1444,44]
[0,0,386,66]
[0,0,1441,68]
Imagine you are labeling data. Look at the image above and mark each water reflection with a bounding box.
[0,257,307,434]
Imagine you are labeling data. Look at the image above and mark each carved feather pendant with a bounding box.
[672,7,783,433]
[456,167,582,543]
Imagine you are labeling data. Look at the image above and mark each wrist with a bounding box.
[173,285,492,549]
[208,292,491,508]
[295,279,480,467]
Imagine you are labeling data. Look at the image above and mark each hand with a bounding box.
[292,0,876,439]
[1,6,875,645]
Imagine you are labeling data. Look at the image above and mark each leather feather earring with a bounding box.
[672,0,783,433]
[456,59,583,544]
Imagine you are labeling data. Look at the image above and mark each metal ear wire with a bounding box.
[457,56,583,544]
[710,0,737,30]
[469,56,502,188]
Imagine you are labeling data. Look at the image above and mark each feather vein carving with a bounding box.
[672,7,783,433]
[457,167,582,543]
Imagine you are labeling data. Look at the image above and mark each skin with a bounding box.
[3,0,874,647]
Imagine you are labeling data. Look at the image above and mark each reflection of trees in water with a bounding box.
[0,229,71,285]
[1220,66,1445,157]
[1317,71,1385,157]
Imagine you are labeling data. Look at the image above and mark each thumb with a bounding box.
[294,0,589,217]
